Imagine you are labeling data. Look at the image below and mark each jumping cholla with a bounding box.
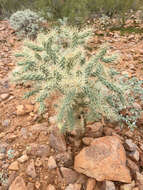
[11,25,143,133]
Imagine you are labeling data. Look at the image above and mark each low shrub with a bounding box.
[9,9,44,38]
[11,25,143,133]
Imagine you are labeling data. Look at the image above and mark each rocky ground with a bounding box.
[0,20,143,190]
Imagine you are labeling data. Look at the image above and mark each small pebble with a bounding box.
[35,158,42,167]
[17,154,29,163]
[0,153,5,160]
[2,119,10,127]
[35,181,41,189]
[0,93,9,100]
[48,156,57,169]
[9,161,19,171]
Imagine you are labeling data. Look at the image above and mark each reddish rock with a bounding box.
[60,167,79,184]
[49,127,66,152]
[140,144,143,151]
[26,143,50,157]
[76,174,88,185]
[124,139,137,152]
[95,185,101,190]
[16,104,33,115]
[103,127,115,136]
[46,184,56,190]
[48,156,57,169]
[9,161,19,171]
[28,122,48,132]
[0,153,5,160]
[26,159,37,178]
[27,182,34,190]
[55,151,73,167]
[120,181,135,190]
[17,154,29,163]
[102,180,116,190]
[138,185,143,190]
[86,122,103,138]
[73,139,82,148]
[9,176,27,190]
[132,188,139,190]
[139,153,143,167]
[82,137,94,145]
[127,158,139,175]
[8,172,17,186]
[0,93,9,100]
[86,178,96,190]
[136,172,143,185]
[65,184,82,190]
[74,136,131,183]
[35,181,41,189]
[16,105,25,115]
[128,150,140,162]
[35,157,42,167]
[125,131,134,138]
[25,104,34,113]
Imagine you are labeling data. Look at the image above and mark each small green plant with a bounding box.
[11,25,143,132]
[9,9,44,38]
[7,149,14,159]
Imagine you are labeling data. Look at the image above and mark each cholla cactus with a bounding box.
[9,9,44,38]
[11,25,143,132]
